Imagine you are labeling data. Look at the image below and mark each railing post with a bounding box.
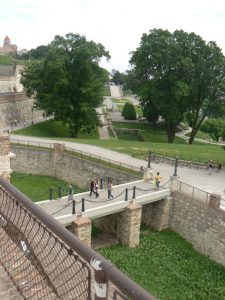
[125,188,128,201]
[147,150,152,168]
[173,157,178,176]
[58,186,62,199]
[132,186,136,199]
[82,198,85,212]
[49,188,53,200]
[100,178,103,190]
[72,200,76,214]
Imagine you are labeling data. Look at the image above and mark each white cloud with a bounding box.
[1,0,225,71]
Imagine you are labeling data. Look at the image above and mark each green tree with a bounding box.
[21,45,50,60]
[21,33,110,137]
[129,29,191,143]
[129,29,225,143]
[187,40,225,144]
[111,70,126,85]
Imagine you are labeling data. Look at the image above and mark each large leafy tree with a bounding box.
[129,29,225,143]
[21,33,110,137]
[186,40,225,144]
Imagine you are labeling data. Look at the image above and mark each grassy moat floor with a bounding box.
[98,229,225,300]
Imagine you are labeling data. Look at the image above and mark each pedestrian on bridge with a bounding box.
[89,180,95,196]
[107,180,113,199]
[95,179,99,198]
[155,172,162,190]
[67,184,74,204]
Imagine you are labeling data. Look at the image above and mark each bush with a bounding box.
[200,118,225,141]
[122,102,137,120]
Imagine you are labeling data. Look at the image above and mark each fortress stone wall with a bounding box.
[170,191,225,266]
[0,92,43,129]
[0,65,23,93]
[11,146,139,189]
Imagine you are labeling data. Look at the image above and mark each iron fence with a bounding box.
[0,176,155,300]
[177,180,210,204]
[10,138,141,175]
[139,151,221,172]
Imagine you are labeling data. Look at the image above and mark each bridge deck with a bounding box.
[37,180,170,226]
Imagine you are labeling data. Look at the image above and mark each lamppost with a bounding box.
[31,108,34,125]
[173,157,179,176]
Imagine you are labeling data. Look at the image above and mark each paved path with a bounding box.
[10,134,225,197]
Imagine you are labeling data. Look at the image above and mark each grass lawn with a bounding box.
[98,229,225,300]
[13,119,99,139]
[13,120,225,165]
[11,172,86,202]
[111,97,132,104]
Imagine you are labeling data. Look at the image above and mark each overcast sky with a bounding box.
[1,0,225,72]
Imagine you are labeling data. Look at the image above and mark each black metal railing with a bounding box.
[177,180,210,204]
[10,138,141,176]
[0,176,155,300]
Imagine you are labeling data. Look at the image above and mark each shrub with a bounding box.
[122,102,136,120]
[200,119,225,141]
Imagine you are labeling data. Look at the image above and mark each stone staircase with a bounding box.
[0,266,23,299]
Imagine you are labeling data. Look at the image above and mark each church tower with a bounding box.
[3,36,11,48]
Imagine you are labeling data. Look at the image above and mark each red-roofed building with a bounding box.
[0,36,17,55]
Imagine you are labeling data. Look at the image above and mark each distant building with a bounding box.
[0,36,17,55]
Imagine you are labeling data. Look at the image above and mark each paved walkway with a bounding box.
[10,134,225,197]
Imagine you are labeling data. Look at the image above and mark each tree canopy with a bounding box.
[21,33,110,137]
[129,29,225,143]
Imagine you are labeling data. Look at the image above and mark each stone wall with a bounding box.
[0,65,23,93]
[0,93,43,128]
[11,146,139,189]
[170,191,225,266]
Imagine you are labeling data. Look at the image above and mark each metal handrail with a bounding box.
[0,176,155,300]
[10,138,141,174]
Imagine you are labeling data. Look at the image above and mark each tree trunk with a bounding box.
[166,123,177,143]
[188,114,206,144]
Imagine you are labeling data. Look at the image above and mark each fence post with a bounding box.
[147,151,152,168]
[72,200,76,214]
[58,186,62,199]
[125,188,128,201]
[100,178,103,189]
[49,188,53,200]
[82,198,85,212]
[132,186,136,199]
[173,157,178,176]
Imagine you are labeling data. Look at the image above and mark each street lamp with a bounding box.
[173,157,178,176]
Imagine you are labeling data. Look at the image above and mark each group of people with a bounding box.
[89,179,114,200]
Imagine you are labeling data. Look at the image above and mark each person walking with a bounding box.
[155,172,162,190]
[208,160,213,175]
[67,184,74,204]
[89,180,95,196]
[107,180,113,199]
[95,179,99,198]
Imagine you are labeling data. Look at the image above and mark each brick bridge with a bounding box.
[37,180,171,248]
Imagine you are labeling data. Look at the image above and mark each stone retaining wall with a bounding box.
[11,146,139,189]
[170,190,225,266]
[0,93,43,128]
